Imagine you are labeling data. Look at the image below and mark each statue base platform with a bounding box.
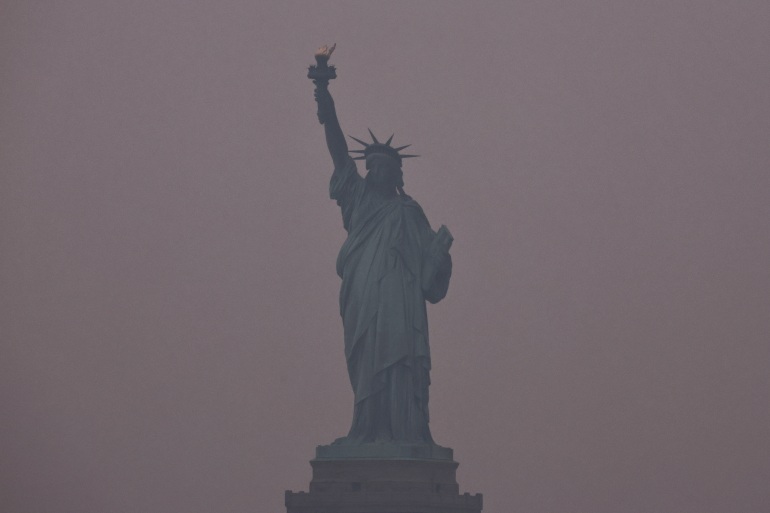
[285,445,483,513]
[315,441,454,460]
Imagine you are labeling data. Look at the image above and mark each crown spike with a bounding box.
[348,135,370,147]
[349,131,418,163]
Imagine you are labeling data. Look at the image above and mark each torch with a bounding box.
[308,44,337,125]
[308,43,337,83]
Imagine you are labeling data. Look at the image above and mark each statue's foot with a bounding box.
[330,435,358,446]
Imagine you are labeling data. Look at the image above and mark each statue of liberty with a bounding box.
[309,45,453,447]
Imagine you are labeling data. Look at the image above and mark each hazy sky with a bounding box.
[2,2,769,512]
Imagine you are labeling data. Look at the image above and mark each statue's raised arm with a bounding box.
[308,44,349,170]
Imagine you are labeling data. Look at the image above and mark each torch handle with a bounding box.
[314,81,337,126]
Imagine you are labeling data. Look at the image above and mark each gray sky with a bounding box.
[2,1,769,512]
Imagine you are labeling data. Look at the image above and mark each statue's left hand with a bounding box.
[436,225,453,252]
[426,225,453,264]
[422,225,453,301]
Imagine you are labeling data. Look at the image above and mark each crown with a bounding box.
[348,129,419,164]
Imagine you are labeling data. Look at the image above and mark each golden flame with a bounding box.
[314,43,336,59]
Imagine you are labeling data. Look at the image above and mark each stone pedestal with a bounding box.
[285,445,482,513]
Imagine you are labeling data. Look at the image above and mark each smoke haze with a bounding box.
[2,2,769,512]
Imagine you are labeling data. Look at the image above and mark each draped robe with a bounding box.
[330,157,452,444]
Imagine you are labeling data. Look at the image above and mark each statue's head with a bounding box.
[349,130,418,193]
[365,153,403,191]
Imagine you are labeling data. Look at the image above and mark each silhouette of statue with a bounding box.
[309,45,453,446]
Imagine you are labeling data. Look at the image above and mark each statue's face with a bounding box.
[366,154,402,191]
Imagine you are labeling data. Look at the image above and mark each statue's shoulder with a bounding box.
[399,195,430,222]
[400,194,421,209]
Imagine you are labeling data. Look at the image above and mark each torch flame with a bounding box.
[314,43,336,59]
